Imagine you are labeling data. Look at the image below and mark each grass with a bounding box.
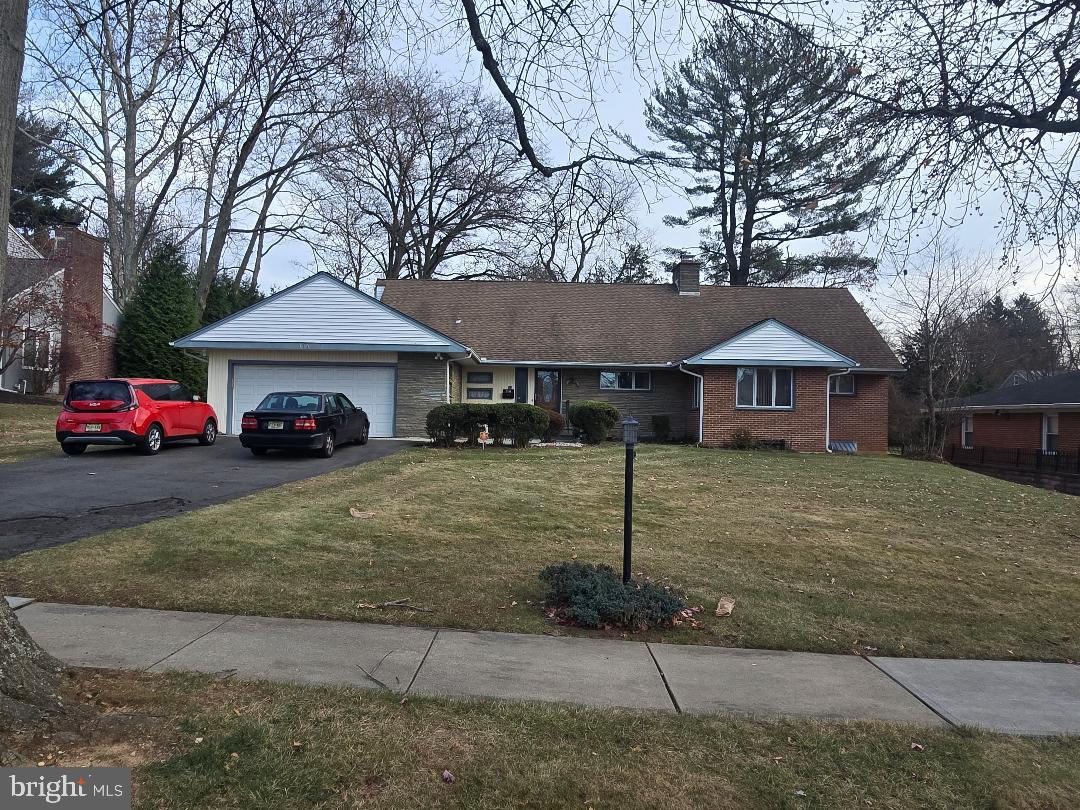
[0,402,60,462]
[7,669,1078,809]
[1,445,1078,661]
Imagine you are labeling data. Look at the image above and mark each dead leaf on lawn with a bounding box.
[441,770,455,784]
[349,508,376,519]
[715,597,736,617]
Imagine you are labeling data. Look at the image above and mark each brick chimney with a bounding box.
[46,227,113,388]
[672,254,701,296]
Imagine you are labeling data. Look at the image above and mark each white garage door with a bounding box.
[230,364,396,437]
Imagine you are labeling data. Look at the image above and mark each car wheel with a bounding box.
[61,443,86,456]
[198,419,217,446]
[139,424,164,455]
[250,447,268,456]
[318,431,335,458]
[358,423,369,445]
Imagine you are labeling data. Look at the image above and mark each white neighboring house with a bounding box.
[1,225,120,395]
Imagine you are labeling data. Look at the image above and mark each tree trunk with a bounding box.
[0,601,68,730]
[0,0,29,302]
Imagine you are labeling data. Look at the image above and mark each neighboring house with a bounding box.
[1,225,120,395]
[173,258,903,450]
[998,369,1050,389]
[948,370,1080,453]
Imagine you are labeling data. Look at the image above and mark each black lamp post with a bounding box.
[621,415,639,583]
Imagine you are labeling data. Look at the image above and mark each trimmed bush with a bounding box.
[487,403,550,448]
[652,414,671,442]
[568,400,620,444]
[539,561,687,631]
[425,402,549,447]
[544,409,565,441]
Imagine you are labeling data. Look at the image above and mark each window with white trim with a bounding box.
[1043,413,1059,453]
[961,416,973,449]
[736,367,793,408]
[466,387,493,400]
[829,374,855,395]
[599,370,651,391]
[690,378,701,409]
[22,329,52,371]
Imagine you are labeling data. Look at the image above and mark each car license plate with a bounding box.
[84,423,102,432]
[266,420,284,430]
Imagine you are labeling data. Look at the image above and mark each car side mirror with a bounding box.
[192,395,201,401]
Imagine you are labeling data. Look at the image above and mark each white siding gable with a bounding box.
[686,319,855,367]
[174,273,467,352]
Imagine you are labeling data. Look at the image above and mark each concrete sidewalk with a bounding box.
[10,600,1080,736]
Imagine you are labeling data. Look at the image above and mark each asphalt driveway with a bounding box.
[0,437,412,558]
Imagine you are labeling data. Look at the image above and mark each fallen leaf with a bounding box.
[910,742,925,752]
[349,508,376,519]
[441,770,455,784]
[715,596,736,617]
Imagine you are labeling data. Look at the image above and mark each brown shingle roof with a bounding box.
[379,280,902,369]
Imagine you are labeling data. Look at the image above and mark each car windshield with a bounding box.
[257,393,322,411]
[67,381,132,404]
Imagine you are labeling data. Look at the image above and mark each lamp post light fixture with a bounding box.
[621,415,639,583]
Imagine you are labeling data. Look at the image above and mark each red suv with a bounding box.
[56,378,218,456]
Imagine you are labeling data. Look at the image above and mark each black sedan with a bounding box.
[239,392,370,457]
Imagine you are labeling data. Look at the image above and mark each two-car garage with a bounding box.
[228,363,396,436]
[172,273,470,438]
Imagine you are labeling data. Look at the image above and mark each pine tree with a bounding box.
[646,21,890,286]
[115,240,205,393]
[10,113,83,231]
[201,269,264,326]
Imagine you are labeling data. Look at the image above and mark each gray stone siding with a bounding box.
[396,354,447,436]
[561,367,694,439]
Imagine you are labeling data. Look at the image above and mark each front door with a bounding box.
[534,369,561,412]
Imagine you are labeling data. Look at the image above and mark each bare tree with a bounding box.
[847,0,1080,266]
[24,0,244,304]
[524,163,639,282]
[183,0,374,312]
[307,74,533,283]
[883,243,996,456]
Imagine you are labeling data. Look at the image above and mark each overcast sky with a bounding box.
[246,5,1068,328]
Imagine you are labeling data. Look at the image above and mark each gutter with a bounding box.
[678,364,705,444]
[825,368,852,453]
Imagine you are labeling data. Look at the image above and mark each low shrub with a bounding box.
[568,400,620,444]
[538,561,687,631]
[729,427,758,450]
[544,409,565,441]
[651,414,671,442]
[487,403,550,448]
[425,402,549,447]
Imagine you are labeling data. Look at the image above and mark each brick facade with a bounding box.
[562,367,694,439]
[395,353,448,436]
[827,374,890,452]
[948,410,1080,452]
[700,367,828,451]
[53,229,115,389]
[698,368,890,452]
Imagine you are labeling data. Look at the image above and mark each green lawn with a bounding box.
[3,445,1078,661]
[7,669,1076,809]
[0,402,60,462]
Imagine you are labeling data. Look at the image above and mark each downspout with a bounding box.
[445,358,451,404]
[825,368,852,453]
[679,363,705,444]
